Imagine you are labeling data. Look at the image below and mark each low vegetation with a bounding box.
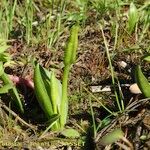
[0,0,150,149]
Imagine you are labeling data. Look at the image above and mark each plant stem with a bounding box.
[100,24,122,112]
[89,97,97,139]
[60,64,71,129]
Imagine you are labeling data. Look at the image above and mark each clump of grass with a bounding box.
[24,0,34,44]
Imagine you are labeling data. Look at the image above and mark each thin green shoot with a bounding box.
[25,0,34,44]
[116,79,125,111]
[100,24,123,113]
[113,22,119,51]
[7,102,14,128]
[60,25,79,128]
[89,97,97,139]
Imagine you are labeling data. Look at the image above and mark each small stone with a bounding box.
[129,83,141,94]
[118,61,127,68]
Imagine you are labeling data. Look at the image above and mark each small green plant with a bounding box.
[34,25,79,131]
[0,40,24,113]
[135,54,150,98]
[98,128,133,149]
[99,128,124,146]
[127,2,138,34]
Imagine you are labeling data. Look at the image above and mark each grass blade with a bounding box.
[128,2,138,33]
[135,65,150,98]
